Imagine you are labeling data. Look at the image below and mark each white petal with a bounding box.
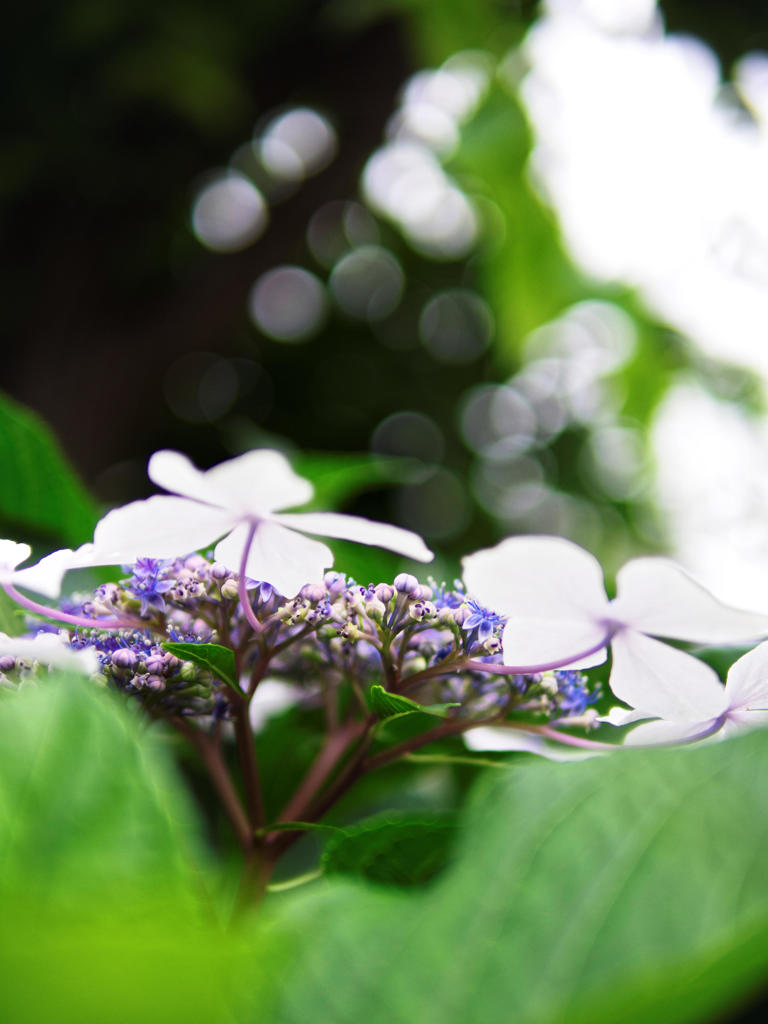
[0,540,32,574]
[150,449,313,515]
[463,726,602,760]
[205,450,313,514]
[609,629,729,722]
[560,648,608,670]
[727,709,768,731]
[12,548,81,599]
[598,706,653,727]
[0,632,99,675]
[148,450,229,507]
[92,496,236,563]
[275,511,433,562]
[249,679,302,732]
[462,534,610,623]
[622,718,712,747]
[724,640,768,712]
[612,558,768,644]
[214,520,333,598]
[501,615,607,671]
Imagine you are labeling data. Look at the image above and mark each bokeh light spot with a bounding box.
[371,410,444,471]
[419,289,493,364]
[307,201,379,269]
[191,173,267,252]
[165,353,241,423]
[258,108,337,183]
[394,468,470,540]
[362,142,478,260]
[248,266,327,342]
[330,245,404,321]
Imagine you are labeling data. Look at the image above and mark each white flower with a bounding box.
[0,540,96,599]
[0,631,100,675]
[89,449,433,597]
[621,640,768,746]
[248,679,303,732]
[461,535,768,722]
[463,725,601,761]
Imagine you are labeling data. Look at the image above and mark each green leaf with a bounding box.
[257,730,768,1024]
[0,587,25,636]
[0,391,99,548]
[289,451,406,512]
[322,812,459,887]
[264,821,348,837]
[0,675,204,905]
[367,683,458,719]
[0,675,275,1024]
[163,641,238,691]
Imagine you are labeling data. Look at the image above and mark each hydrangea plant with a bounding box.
[3,448,768,894]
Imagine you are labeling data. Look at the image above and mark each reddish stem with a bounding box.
[171,716,253,853]
[3,583,142,631]
[274,720,368,828]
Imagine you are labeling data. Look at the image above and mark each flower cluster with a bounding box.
[36,555,600,735]
[3,447,768,759]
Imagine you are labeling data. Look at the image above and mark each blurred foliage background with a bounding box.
[5,0,768,592]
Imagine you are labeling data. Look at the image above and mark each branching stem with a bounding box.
[170,716,253,854]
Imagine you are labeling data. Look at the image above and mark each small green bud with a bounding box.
[179,660,199,683]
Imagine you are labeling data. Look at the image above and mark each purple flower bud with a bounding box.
[324,571,347,596]
[0,656,16,673]
[408,600,436,622]
[413,584,433,601]
[184,555,207,571]
[210,562,230,581]
[300,583,326,603]
[144,655,167,675]
[394,573,419,595]
[220,579,239,600]
[111,649,137,670]
[374,583,395,603]
[452,605,471,626]
[145,674,166,692]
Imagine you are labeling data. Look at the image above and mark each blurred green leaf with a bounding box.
[289,451,406,512]
[0,391,99,548]
[163,640,238,691]
[367,683,458,719]
[456,88,588,365]
[0,588,25,636]
[327,0,524,62]
[0,676,276,1024]
[258,729,768,1024]
[0,676,202,896]
[322,812,459,887]
[318,537,403,587]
